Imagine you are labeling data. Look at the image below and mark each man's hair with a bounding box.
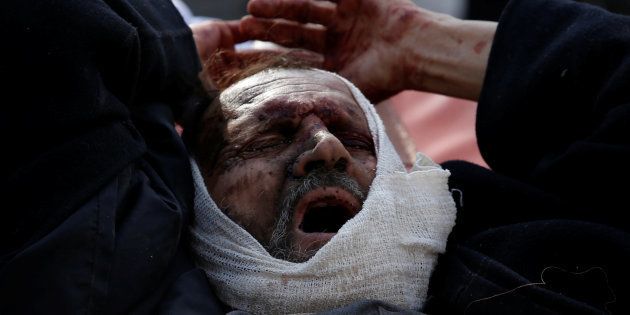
[183,51,313,174]
[202,50,313,90]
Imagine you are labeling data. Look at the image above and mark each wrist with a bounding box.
[402,10,497,100]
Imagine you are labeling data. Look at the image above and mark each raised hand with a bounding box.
[243,0,496,102]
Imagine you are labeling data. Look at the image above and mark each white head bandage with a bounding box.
[190,69,457,314]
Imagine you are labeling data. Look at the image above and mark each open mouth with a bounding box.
[291,187,361,250]
[300,198,357,233]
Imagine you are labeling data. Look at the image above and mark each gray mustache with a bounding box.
[282,169,366,214]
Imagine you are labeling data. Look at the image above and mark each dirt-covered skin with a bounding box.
[199,69,376,257]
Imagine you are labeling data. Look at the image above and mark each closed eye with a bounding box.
[337,133,374,152]
[242,137,292,155]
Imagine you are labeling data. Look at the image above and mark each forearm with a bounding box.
[401,8,497,100]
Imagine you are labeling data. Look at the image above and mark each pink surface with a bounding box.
[389,91,488,168]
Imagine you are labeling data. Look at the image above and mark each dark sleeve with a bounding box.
[476,0,630,216]
[0,0,201,251]
[0,0,204,253]
[428,160,629,314]
[426,1,630,314]
[0,0,221,313]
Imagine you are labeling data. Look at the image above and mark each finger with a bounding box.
[241,16,326,53]
[247,0,336,26]
[191,20,249,46]
[192,20,254,62]
[223,20,246,44]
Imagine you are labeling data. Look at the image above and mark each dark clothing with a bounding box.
[467,0,509,21]
[466,0,630,21]
[0,0,221,313]
[427,0,630,313]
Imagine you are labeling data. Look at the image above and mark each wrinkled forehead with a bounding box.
[219,68,363,117]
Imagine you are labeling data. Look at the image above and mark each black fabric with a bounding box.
[427,0,630,314]
[314,300,423,315]
[160,269,226,315]
[476,0,630,213]
[1,0,202,253]
[426,162,628,314]
[466,0,630,23]
[577,0,630,15]
[467,0,509,21]
[231,300,424,315]
[0,0,221,313]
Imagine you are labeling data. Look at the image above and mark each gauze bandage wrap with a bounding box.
[190,69,457,314]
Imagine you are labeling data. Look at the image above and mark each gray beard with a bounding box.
[266,169,366,263]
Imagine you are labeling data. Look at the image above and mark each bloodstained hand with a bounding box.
[243,0,496,102]
[243,0,433,103]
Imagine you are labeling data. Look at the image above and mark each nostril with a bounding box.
[334,158,348,172]
[304,160,326,174]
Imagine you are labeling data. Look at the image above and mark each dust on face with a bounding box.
[199,69,376,262]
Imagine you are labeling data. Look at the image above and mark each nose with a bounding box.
[292,127,352,177]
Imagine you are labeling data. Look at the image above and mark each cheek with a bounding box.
[208,160,285,241]
[351,153,378,189]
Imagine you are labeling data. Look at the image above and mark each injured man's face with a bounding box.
[197,68,376,262]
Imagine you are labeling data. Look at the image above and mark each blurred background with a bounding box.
[183,0,247,20]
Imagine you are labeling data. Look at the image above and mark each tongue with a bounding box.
[300,205,352,233]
